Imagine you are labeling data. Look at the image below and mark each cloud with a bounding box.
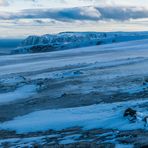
[0,0,9,6]
[98,7,148,21]
[18,0,148,8]
[10,7,148,21]
[1,6,147,22]
[0,6,102,21]
[0,1,148,38]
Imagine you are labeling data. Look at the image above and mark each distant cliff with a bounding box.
[12,31,148,54]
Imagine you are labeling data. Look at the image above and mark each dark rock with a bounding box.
[124,108,136,117]
[124,108,137,122]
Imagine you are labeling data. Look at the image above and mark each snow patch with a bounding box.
[0,84,37,104]
[0,99,148,133]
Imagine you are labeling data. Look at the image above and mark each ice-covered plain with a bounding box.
[0,36,148,147]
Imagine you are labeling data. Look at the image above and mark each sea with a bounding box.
[0,39,22,55]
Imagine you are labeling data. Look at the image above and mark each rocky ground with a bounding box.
[0,128,148,147]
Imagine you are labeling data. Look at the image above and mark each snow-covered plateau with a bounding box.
[0,35,148,147]
[13,31,148,54]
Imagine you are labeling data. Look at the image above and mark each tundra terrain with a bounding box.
[0,39,148,147]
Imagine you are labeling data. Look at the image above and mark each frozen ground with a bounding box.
[0,39,148,147]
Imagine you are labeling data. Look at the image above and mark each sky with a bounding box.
[0,0,148,38]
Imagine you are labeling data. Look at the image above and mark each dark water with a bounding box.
[0,39,22,55]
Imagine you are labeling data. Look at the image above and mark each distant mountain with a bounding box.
[12,32,148,54]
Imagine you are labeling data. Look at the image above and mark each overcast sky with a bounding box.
[0,0,148,38]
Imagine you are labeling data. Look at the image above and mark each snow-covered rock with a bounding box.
[13,32,148,54]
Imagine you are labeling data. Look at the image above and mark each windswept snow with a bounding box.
[0,84,37,104]
[0,37,148,146]
[0,99,148,133]
[1,39,148,76]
